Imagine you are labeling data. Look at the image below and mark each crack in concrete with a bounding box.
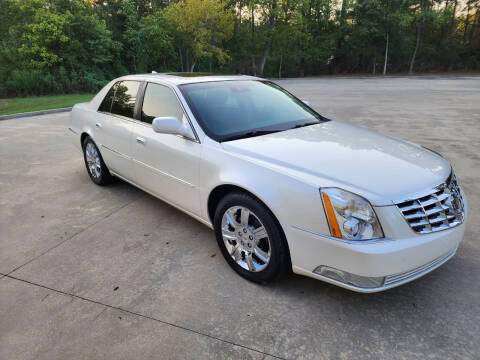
[1,193,287,358]
[5,274,288,360]
[4,196,144,277]
[93,306,108,321]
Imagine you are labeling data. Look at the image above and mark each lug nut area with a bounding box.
[236,227,255,250]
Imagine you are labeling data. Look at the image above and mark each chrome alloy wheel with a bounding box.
[221,206,271,272]
[85,142,101,179]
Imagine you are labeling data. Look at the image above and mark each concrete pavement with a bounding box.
[1,76,479,359]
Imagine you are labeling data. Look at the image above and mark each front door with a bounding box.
[131,82,201,215]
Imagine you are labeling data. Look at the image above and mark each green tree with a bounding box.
[19,5,71,68]
[1,0,479,96]
[349,0,411,75]
[1,0,119,95]
[164,0,234,71]
[141,11,176,71]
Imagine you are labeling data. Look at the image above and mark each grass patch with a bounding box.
[0,94,95,116]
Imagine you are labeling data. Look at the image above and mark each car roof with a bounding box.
[118,73,262,86]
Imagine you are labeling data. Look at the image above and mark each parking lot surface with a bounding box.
[1,76,479,360]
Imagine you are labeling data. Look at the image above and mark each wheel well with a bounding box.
[80,132,89,147]
[208,185,251,224]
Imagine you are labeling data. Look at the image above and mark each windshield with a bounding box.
[179,80,327,142]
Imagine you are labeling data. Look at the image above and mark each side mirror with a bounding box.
[302,100,311,107]
[152,116,195,140]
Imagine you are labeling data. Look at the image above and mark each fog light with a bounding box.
[313,265,385,288]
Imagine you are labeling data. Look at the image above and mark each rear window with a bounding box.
[110,81,140,118]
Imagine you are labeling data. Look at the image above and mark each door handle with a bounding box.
[136,137,146,145]
[95,123,103,128]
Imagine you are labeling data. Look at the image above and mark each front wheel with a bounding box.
[214,192,290,283]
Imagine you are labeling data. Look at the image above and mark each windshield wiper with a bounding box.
[221,121,320,142]
[292,121,319,129]
[221,130,282,142]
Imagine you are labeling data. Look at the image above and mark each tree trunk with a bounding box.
[441,0,451,38]
[409,4,425,75]
[257,0,277,77]
[251,56,257,76]
[251,5,257,76]
[178,46,184,72]
[278,53,283,78]
[258,44,269,76]
[372,56,376,75]
[340,0,347,22]
[472,8,480,44]
[448,0,458,70]
[334,0,348,74]
[450,0,457,34]
[190,62,196,72]
[185,48,190,73]
[464,4,471,42]
[383,32,389,75]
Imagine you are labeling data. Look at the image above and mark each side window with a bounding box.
[111,81,140,118]
[98,82,118,112]
[141,83,184,124]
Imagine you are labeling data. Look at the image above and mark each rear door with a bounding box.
[131,82,201,215]
[96,80,141,181]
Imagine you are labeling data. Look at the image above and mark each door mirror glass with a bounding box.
[152,116,195,140]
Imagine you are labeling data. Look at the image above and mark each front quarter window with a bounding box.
[141,83,184,124]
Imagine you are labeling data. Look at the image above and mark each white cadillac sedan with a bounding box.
[69,73,467,292]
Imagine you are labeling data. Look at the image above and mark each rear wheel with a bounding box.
[214,192,290,283]
[82,136,113,185]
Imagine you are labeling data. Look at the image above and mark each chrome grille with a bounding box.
[397,173,464,234]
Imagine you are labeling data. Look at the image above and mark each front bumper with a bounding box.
[287,197,467,293]
[292,245,458,293]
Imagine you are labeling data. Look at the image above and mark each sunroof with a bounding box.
[167,72,217,78]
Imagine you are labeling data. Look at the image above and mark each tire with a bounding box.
[214,192,291,283]
[82,136,113,185]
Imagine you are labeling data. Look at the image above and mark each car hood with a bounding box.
[221,121,451,206]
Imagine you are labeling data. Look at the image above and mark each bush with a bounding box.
[2,70,58,97]
[0,68,109,97]
[70,68,108,93]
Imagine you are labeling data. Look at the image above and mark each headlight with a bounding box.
[320,188,384,241]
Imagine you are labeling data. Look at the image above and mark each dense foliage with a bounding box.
[1,0,479,96]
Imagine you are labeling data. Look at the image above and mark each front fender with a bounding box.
[199,141,331,255]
